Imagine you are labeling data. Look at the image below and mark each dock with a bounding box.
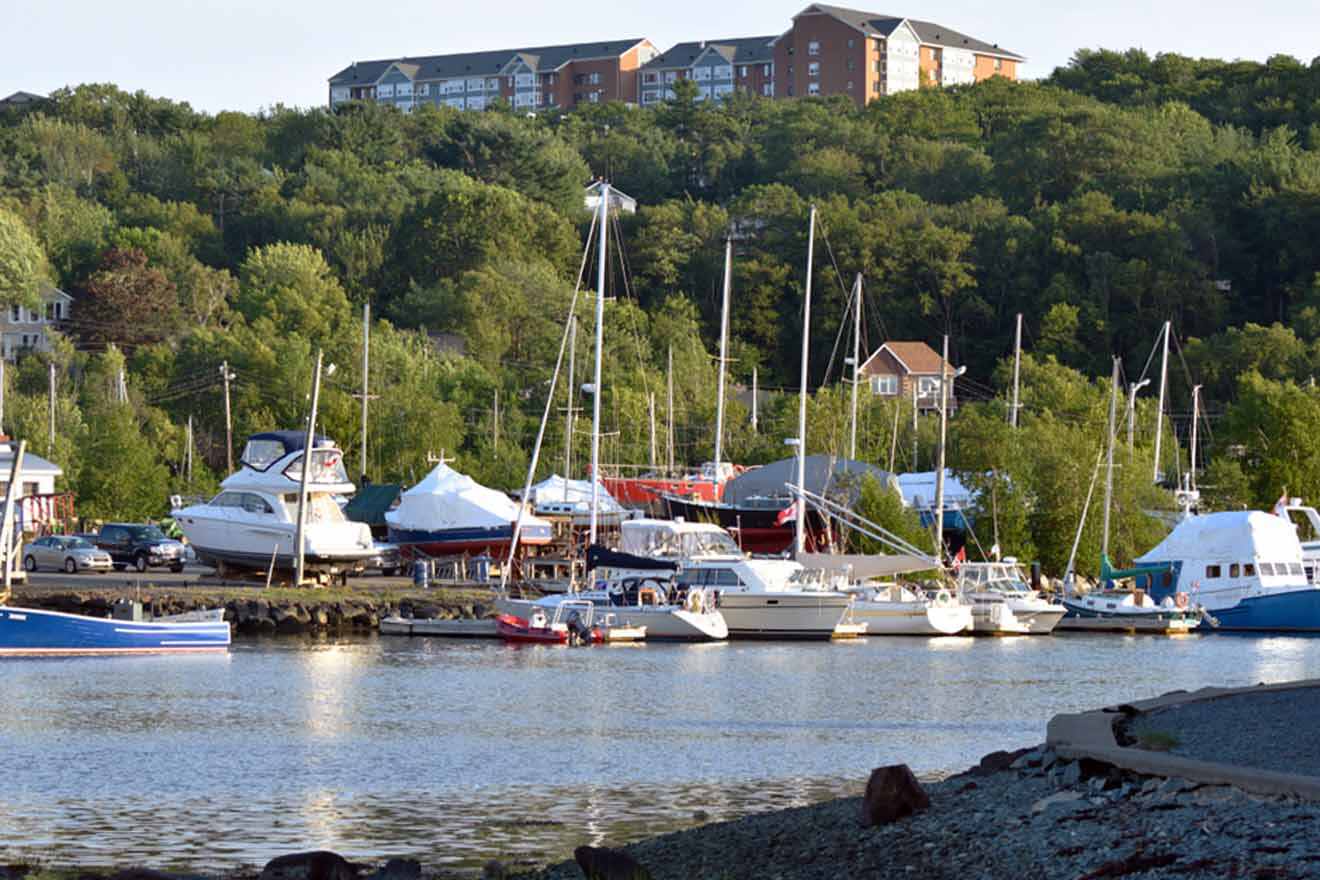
[1054,617,1198,635]
[379,617,499,638]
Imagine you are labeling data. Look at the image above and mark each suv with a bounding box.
[96,523,187,573]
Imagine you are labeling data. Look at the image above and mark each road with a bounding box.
[19,565,421,591]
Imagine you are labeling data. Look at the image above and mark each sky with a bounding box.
[6,0,1318,114]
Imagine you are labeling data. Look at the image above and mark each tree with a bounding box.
[0,208,46,308]
[236,242,350,340]
[73,248,179,346]
[853,473,929,555]
[77,403,170,520]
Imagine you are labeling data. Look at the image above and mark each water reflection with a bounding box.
[3,634,1320,874]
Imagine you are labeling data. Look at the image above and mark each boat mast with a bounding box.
[360,302,370,483]
[1190,384,1202,493]
[1009,312,1022,427]
[588,182,609,546]
[751,367,758,433]
[1152,320,1170,483]
[294,349,325,587]
[795,205,817,557]
[666,346,674,474]
[564,313,576,498]
[713,237,732,474]
[849,273,862,460]
[932,335,951,561]
[1100,356,1120,562]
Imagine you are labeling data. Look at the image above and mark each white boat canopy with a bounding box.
[797,552,936,578]
[1135,510,1303,566]
[386,463,551,533]
[619,518,741,558]
[527,474,625,516]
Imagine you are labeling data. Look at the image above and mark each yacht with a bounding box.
[847,583,973,636]
[1131,510,1320,632]
[957,560,1066,635]
[610,519,851,640]
[172,431,375,576]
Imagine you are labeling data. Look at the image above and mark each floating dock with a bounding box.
[832,621,869,639]
[1054,617,1198,635]
[379,617,498,638]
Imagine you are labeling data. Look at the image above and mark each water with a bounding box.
[2,633,1319,875]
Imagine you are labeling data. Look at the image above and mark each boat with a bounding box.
[496,599,602,645]
[386,461,553,559]
[601,461,737,508]
[0,602,231,655]
[525,474,627,526]
[848,583,973,636]
[1277,498,1320,584]
[957,560,1067,634]
[172,431,376,576]
[1056,584,1200,634]
[1130,510,1320,632]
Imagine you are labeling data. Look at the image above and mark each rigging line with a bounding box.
[608,209,653,401]
[1133,321,1162,388]
[1168,326,1213,446]
[814,217,857,390]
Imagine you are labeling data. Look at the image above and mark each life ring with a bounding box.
[934,589,952,607]
[639,587,659,606]
[687,590,702,614]
[1174,592,1189,610]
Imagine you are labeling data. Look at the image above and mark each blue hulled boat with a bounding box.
[0,604,231,655]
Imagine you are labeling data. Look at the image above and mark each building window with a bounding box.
[762,82,773,96]
[807,82,820,95]
[714,65,733,79]
[875,60,883,72]
[1244,563,1256,577]
[738,65,748,78]
[808,62,820,77]
[692,67,711,81]
[874,79,883,93]
[377,83,394,98]
[9,306,19,322]
[588,72,601,85]
[848,38,856,48]
[330,86,349,102]
[918,376,943,397]
[846,80,853,91]
[396,82,413,97]
[807,40,820,56]
[762,64,771,76]
[1230,563,1240,577]
[466,78,484,91]
[487,78,500,90]
[644,72,658,83]
[516,73,534,87]
[664,71,677,83]
[871,375,898,395]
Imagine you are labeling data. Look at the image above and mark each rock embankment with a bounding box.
[10,590,497,636]
[525,745,1320,880]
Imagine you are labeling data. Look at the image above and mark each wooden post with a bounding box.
[1,441,26,597]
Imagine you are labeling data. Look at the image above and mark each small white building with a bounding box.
[0,287,73,361]
[0,439,70,531]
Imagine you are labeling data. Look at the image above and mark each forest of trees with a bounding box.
[0,47,1319,575]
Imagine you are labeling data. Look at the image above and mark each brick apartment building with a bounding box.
[327,39,658,113]
[327,4,1021,111]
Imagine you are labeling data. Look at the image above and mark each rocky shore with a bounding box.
[522,745,1320,879]
[8,587,497,636]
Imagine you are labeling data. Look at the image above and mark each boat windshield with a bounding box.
[241,438,291,470]
[621,525,740,558]
[282,449,349,485]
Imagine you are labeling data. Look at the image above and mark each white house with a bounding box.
[0,287,73,361]
[0,439,69,531]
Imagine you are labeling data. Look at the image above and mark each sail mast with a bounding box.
[849,274,862,461]
[713,237,732,474]
[1152,320,1170,483]
[588,183,609,546]
[795,205,817,557]
[1101,356,1120,562]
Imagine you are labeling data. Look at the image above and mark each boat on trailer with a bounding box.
[0,602,230,655]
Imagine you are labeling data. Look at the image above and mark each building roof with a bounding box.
[0,440,63,478]
[864,341,952,375]
[642,36,778,71]
[0,91,45,106]
[793,4,1025,61]
[330,39,652,86]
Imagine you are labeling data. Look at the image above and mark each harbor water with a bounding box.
[2,633,1319,874]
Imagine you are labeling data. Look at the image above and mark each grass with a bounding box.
[1133,728,1182,752]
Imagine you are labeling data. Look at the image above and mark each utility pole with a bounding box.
[186,415,193,484]
[564,313,576,481]
[1153,320,1170,483]
[911,380,919,472]
[849,274,863,460]
[47,361,55,454]
[360,302,370,483]
[1,359,7,437]
[117,368,127,403]
[932,336,951,561]
[294,350,325,587]
[648,392,657,470]
[220,360,235,473]
[794,204,817,558]
[492,388,500,451]
[1190,384,1202,493]
[1009,312,1022,427]
[751,367,759,434]
[888,395,901,474]
[1101,357,1120,562]
[713,238,732,475]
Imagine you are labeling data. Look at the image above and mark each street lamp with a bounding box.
[1127,378,1151,450]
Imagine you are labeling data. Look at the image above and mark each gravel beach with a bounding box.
[522,745,1320,880]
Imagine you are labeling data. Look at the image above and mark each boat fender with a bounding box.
[1174,592,1189,610]
[935,589,952,607]
[687,590,702,614]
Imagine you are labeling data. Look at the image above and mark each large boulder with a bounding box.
[860,764,930,827]
[260,851,357,880]
[573,846,652,880]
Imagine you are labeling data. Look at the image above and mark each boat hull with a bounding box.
[1012,607,1067,635]
[717,591,850,640]
[495,596,727,641]
[851,602,972,636]
[1201,589,1320,632]
[603,476,723,507]
[1057,601,1198,634]
[388,523,552,559]
[0,605,231,655]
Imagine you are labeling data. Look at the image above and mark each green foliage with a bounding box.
[237,242,350,340]
[0,207,46,307]
[854,473,928,554]
[73,248,179,346]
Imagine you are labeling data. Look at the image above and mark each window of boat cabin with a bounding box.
[1230,563,1240,577]
[1205,564,1221,578]
[1244,563,1256,577]
[241,438,289,470]
[1290,562,1306,576]
[282,449,349,484]
[1259,562,1274,576]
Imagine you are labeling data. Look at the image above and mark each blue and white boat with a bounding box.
[1129,510,1320,632]
[0,604,231,655]
[386,462,553,558]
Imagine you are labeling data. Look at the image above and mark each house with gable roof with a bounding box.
[858,340,958,412]
[637,36,778,105]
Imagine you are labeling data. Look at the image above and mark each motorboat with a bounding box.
[600,461,737,508]
[1057,585,1201,634]
[957,560,1066,634]
[603,519,849,640]
[496,549,728,641]
[848,583,973,636]
[387,462,552,559]
[1277,499,1320,584]
[525,474,627,526]
[0,602,230,655]
[1129,510,1320,632]
[173,431,376,576]
[496,599,601,645]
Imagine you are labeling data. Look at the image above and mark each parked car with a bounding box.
[364,543,401,576]
[94,523,187,573]
[24,535,114,574]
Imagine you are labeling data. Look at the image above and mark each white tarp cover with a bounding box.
[797,552,937,578]
[897,470,975,510]
[527,474,625,516]
[619,518,740,558]
[386,463,550,532]
[1135,510,1303,566]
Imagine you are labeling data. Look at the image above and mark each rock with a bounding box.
[860,764,930,827]
[260,851,358,880]
[366,859,419,880]
[972,747,1033,776]
[692,809,709,822]
[1056,761,1083,788]
[109,871,208,880]
[481,862,511,880]
[1011,749,1044,770]
[1031,790,1086,816]
[573,845,652,880]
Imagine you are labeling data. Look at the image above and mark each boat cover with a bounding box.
[386,463,551,533]
[527,474,625,516]
[722,455,893,505]
[798,552,937,578]
[1135,510,1303,566]
[586,545,678,573]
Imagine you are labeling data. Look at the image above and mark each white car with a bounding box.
[24,535,114,574]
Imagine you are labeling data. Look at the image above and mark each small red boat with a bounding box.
[496,602,602,645]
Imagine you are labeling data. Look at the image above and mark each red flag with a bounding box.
[775,502,798,527]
